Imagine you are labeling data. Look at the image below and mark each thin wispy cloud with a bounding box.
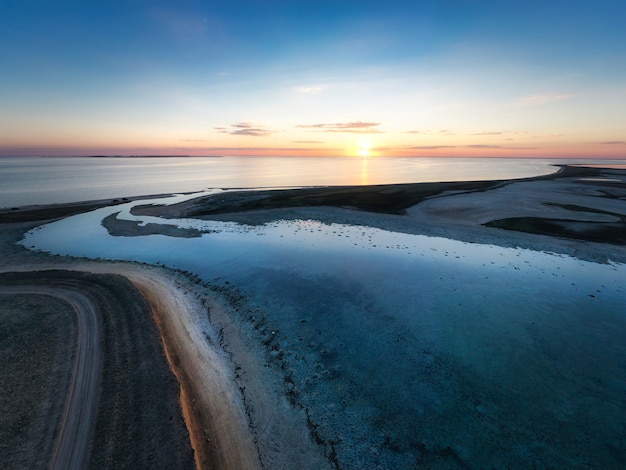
[294,85,326,94]
[406,144,539,150]
[597,141,625,145]
[298,121,382,133]
[174,146,342,152]
[292,140,325,144]
[516,94,573,105]
[470,131,528,136]
[407,145,457,150]
[407,129,455,136]
[215,122,273,137]
[467,144,539,150]
[179,138,207,142]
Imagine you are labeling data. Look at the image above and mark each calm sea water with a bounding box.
[1,156,624,209]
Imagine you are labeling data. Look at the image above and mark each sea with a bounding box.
[3,155,623,209]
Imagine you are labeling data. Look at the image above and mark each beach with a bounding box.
[1,164,625,468]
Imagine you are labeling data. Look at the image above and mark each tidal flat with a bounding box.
[2,165,626,468]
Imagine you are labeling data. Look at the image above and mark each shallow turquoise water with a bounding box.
[22,197,626,468]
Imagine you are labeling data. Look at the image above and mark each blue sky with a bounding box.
[1,0,625,157]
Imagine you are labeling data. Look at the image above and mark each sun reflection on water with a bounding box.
[360,155,369,185]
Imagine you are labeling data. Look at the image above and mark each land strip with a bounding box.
[0,270,194,469]
[0,193,175,223]
[0,292,76,468]
[128,165,626,262]
[0,286,101,470]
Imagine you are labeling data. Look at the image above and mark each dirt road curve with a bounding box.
[0,286,101,470]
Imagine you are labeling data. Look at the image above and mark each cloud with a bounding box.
[294,85,326,94]
[292,140,325,144]
[471,130,529,136]
[175,146,342,152]
[405,143,539,151]
[411,130,528,137]
[215,122,273,137]
[407,145,457,150]
[597,141,625,145]
[407,129,455,136]
[298,121,382,133]
[466,144,539,150]
[516,94,572,105]
[179,138,207,142]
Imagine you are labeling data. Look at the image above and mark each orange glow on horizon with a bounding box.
[1,137,625,159]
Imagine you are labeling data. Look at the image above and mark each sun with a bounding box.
[357,139,372,157]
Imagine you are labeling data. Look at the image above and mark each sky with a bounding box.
[1,0,625,158]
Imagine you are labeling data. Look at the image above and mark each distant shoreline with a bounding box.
[7,157,623,210]
[0,162,567,220]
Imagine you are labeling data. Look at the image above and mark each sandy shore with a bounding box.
[1,164,625,468]
[0,249,260,468]
[1,221,322,468]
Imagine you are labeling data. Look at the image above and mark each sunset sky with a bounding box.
[1,0,625,158]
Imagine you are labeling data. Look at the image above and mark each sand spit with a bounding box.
[0,263,261,470]
[0,221,258,469]
[115,266,261,470]
[1,217,323,468]
[131,165,626,263]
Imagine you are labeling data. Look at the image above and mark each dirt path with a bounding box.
[0,286,101,470]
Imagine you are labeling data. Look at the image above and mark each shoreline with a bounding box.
[126,164,626,262]
[1,223,321,468]
[0,261,261,469]
[1,164,625,468]
[0,218,261,468]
